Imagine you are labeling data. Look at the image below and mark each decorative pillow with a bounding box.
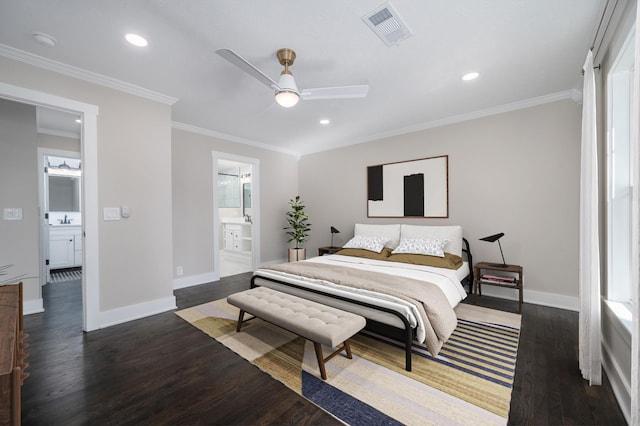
[400,225,462,257]
[354,223,401,249]
[388,252,463,270]
[342,235,388,253]
[336,247,393,260]
[391,238,448,257]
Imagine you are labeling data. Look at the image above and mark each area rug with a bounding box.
[176,298,521,426]
[49,267,82,283]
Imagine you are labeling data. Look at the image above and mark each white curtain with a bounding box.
[630,3,640,424]
[578,49,602,386]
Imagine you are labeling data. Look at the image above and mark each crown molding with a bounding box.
[171,121,299,158]
[0,43,178,105]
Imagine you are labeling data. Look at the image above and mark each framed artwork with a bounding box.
[367,155,448,218]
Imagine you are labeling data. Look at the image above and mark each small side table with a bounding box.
[318,246,342,256]
[473,262,523,314]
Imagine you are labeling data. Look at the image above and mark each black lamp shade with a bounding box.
[479,232,504,242]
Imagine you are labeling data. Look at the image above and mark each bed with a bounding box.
[251,223,473,371]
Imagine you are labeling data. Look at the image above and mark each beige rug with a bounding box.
[177,299,521,426]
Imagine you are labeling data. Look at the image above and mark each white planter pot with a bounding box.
[288,248,306,262]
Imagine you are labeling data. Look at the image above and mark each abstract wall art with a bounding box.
[367,155,448,218]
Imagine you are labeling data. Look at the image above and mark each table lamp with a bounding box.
[479,232,507,268]
[330,226,340,247]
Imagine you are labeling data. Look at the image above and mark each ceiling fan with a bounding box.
[215,48,369,108]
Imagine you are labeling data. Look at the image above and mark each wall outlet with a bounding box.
[176,266,183,276]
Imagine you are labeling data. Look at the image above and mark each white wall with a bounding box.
[0,55,175,323]
[171,127,298,283]
[299,99,582,307]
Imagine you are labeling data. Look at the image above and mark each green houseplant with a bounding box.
[284,195,311,261]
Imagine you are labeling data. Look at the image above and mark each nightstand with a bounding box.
[473,262,523,314]
[318,246,342,256]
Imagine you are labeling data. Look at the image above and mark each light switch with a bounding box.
[3,208,23,220]
[103,207,121,221]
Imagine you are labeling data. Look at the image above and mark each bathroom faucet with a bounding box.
[59,214,72,224]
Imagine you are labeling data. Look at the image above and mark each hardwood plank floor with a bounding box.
[21,274,626,425]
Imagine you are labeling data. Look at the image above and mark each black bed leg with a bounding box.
[405,328,412,371]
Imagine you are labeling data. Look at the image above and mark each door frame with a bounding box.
[212,152,260,280]
[37,148,81,285]
[0,82,100,331]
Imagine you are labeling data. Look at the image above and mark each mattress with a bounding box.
[252,254,469,343]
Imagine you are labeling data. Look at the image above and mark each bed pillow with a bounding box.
[388,252,463,270]
[400,224,462,257]
[392,238,448,257]
[342,235,388,253]
[336,247,393,260]
[354,223,401,249]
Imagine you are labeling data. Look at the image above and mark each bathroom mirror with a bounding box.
[49,175,81,212]
[242,183,251,216]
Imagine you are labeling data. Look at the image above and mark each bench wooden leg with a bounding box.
[313,342,328,380]
[313,340,355,380]
[344,340,353,359]
[236,310,245,332]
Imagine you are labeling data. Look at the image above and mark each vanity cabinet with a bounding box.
[223,223,252,253]
[49,226,82,269]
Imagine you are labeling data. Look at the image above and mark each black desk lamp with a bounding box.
[479,232,507,268]
[330,226,340,247]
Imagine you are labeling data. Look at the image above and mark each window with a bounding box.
[606,28,635,316]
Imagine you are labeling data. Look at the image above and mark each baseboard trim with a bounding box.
[173,272,219,290]
[602,339,631,424]
[97,296,177,329]
[478,286,579,311]
[24,298,44,315]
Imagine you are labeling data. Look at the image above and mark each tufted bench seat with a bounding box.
[227,286,366,380]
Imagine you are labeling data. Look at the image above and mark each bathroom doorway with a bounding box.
[213,153,260,278]
[39,150,82,285]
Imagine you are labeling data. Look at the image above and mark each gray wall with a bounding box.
[37,133,81,152]
[171,128,299,279]
[300,99,582,305]
[0,99,39,300]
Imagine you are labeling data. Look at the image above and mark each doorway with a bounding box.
[0,81,100,331]
[38,149,82,285]
[212,152,260,279]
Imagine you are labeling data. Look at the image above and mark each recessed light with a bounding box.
[32,32,56,48]
[125,33,148,47]
[462,72,479,81]
[319,119,330,125]
[75,119,82,124]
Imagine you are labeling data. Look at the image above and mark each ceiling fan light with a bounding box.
[275,90,300,108]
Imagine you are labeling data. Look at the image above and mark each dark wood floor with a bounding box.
[21,274,626,425]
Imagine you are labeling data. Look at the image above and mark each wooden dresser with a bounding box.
[0,282,28,426]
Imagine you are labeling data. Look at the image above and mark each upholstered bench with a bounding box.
[227,286,366,380]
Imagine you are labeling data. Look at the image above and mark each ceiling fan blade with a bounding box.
[215,48,280,90]
[300,85,369,100]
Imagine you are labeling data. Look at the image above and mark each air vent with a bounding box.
[362,2,413,47]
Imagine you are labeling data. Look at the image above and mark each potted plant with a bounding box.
[284,195,311,261]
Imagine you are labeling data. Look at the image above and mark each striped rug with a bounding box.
[177,299,521,426]
[49,268,82,283]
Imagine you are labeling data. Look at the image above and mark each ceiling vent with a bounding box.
[362,2,413,47]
